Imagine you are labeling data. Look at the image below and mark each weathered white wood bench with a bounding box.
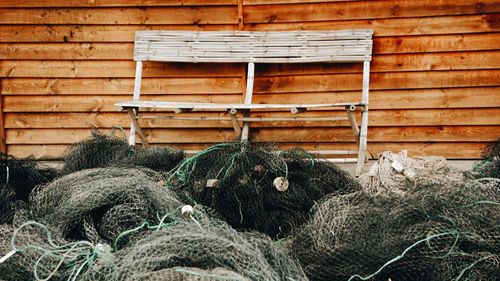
[116,29,373,175]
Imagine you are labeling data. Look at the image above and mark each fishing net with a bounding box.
[289,178,500,281]
[62,130,184,174]
[29,167,183,246]
[358,150,466,195]
[0,153,60,202]
[474,138,500,179]
[0,185,15,224]
[80,205,308,281]
[168,143,360,237]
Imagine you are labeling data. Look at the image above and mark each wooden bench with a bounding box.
[116,29,373,175]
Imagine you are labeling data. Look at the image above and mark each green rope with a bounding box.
[113,210,181,251]
[462,200,500,209]
[1,221,110,281]
[348,231,458,281]
[454,254,494,281]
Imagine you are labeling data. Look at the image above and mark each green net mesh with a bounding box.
[474,138,500,179]
[80,206,307,281]
[168,143,360,237]
[62,130,184,174]
[0,153,60,202]
[29,167,182,246]
[288,178,500,281]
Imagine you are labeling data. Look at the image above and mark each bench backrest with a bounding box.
[134,30,373,63]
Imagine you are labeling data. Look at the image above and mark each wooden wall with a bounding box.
[0,0,499,160]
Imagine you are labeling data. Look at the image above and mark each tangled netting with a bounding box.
[29,167,182,246]
[168,143,360,237]
[0,153,59,202]
[62,130,184,174]
[358,150,467,195]
[0,184,15,224]
[81,206,307,281]
[474,138,500,179]
[289,178,500,281]
[1,206,306,281]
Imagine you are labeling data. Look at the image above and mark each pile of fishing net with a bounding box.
[168,143,360,237]
[0,153,59,202]
[1,206,307,281]
[0,153,59,224]
[288,178,500,281]
[62,130,184,174]
[474,138,500,179]
[358,150,467,195]
[29,167,182,246]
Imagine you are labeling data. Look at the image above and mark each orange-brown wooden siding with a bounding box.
[0,0,499,160]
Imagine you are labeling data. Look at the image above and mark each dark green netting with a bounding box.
[29,167,182,246]
[288,178,500,281]
[1,206,306,281]
[474,138,500,179]
[0,153,60,202]
[168,143,360,237]
[62,130,184,174]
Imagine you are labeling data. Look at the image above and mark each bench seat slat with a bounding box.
[115,101,364,111]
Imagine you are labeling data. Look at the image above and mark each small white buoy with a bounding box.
[273,177,289,192]
[403,168,416,180]
[181,205,194,218]
[206,179,220,188]
[391,159,405,173]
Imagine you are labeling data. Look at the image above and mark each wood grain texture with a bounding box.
[6,126,499,144]
[2,0,499,160]
[0,0,236,7]
[0,78,243,95]
[5,108,500,129]
[244,0,500,23]
[2,51,499,77]
[0,7,239,25]
[3,33,499,60]
[7,142,486,160]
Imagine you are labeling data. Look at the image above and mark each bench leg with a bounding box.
[127,108,149,147]
[356,108,368,176]
[228,111,242,140]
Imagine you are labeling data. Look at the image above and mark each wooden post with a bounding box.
[0,79,5,154]
[240,62,254,143]
[356,60,370,176]
[129,60,143,146]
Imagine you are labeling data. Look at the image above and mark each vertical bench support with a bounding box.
[129,61,143,145]
[356,60,370,176]
[240,62,255,143]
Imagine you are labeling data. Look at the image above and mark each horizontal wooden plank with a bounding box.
[2,51,499,77]
[374,33,500,54]
[4,86,500,112]
[245,14,500,36]
[3,95,244,112]
[0,15,497,43]
[0,43,134,60]
[0,78,242,95]
[0,0,236,7]
[3,33,499,60]
[6,142,487,160]
[254,87,500,109]
[0,7,238,24]
[6,108,500,129]
[253,71,500,92]
[0,25,239,43]
[244,0,500,23]
[0,60,246,78]
[2,71,499,96]
[6,126,499,144]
